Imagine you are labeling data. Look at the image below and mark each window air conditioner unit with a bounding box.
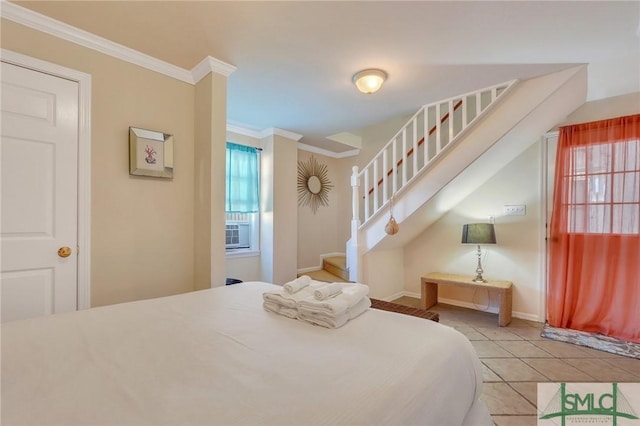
[226,222,250,249]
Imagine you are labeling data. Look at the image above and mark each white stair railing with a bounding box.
[347,80,516,281]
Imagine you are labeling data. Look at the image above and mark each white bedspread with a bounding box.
[1,282,492,426]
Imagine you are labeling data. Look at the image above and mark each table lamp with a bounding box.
[461,223,496,282]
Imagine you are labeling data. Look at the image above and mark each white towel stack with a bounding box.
[262,275,321,311]
[298,296,371,329]
[297,282,370,328]
[263,278,371,329]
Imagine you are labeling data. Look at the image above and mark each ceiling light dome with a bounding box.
[352,69,387,94]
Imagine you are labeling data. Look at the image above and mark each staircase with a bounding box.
[303,255,349,282]
[347,66,588,291]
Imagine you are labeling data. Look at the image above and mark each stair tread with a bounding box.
[323,256,346,270]
[301,270,346,283]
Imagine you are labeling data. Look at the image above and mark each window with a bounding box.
[225,142,260,253]
[565,139,639,234]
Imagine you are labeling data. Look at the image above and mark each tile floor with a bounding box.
[392,297,640,426]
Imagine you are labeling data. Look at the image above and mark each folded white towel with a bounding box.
[263,291,297,309]
[279,307,299,319]
[298,297,371,328]
[283,275,311,294]
[314,283,343,300]
[298,310,349,329]
[262,280,324,310]
[263,301,281,314]
[337,282,369,304]
[263,301,300,320]
[349,296,372,319]
[297,283,369,316]
[283,281,324,300]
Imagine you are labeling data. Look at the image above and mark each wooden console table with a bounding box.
[421,272,513,326]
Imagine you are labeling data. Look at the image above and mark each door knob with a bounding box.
[58,246,72,258]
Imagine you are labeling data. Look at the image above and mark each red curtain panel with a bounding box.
[548,114,640,343]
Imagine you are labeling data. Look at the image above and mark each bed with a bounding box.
[1,282,492,425]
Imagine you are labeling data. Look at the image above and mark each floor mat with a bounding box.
[541,323,640,359]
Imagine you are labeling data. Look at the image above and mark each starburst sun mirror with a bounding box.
[297,156,333,214]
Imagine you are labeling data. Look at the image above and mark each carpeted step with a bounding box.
[301,269,344,283]
[322,256,349,281]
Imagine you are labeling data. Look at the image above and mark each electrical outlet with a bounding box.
[503,205,526,216]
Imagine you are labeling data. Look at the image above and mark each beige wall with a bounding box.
[271,134,299,284]
[1,20,205,306]
[226,256,262,283]
[297,150,341,269]
[404,142,543,319]
[362,248,405,299]
[209,72,228,289]
[560,92,639,126]
[261,134,298,284]
[194,73,229,290]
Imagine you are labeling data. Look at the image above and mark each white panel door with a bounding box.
[1,62,79,322]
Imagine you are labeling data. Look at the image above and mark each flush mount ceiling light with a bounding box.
[352,69,387,94]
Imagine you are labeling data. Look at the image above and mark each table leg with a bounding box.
[421,279,438,309]
[498,287,512,326]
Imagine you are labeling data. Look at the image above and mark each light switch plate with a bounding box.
[504,205,526,216]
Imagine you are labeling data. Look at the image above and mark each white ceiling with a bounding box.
[12,1,640,153]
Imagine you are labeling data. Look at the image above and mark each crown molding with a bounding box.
[297,142,359,159]
[226,123,262,139]
[228,126,359,158]
[191,56,237,82]
[331,148,361,159]
[260,127,303,142]
[0,1,236,84]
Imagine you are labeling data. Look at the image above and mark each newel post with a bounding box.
[347,166,361,282]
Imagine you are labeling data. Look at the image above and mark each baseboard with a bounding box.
[384,291,542,322]
[402,291,420,299]
[381,291,408,302]
[438,297,542,322]
[320,252,345,259]
[512,311,542,323]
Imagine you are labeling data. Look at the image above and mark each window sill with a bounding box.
[225,249,260,259]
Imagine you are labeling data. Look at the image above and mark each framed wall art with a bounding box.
[129,127,174,178]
